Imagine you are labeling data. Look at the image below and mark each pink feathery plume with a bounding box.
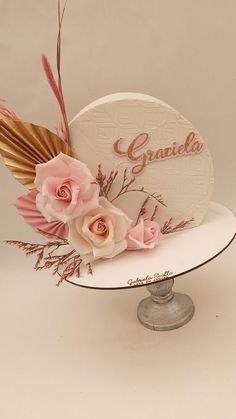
[42,53,70,144]
[42,54,65,113]
[0,98,19,120]
[41,1,70,146]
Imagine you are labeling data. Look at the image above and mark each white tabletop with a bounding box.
[0,223,235,419]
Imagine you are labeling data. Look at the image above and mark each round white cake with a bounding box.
[69,93,214,230]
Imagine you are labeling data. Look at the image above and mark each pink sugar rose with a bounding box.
[69,197,132,263]
[126,218,161,250]
[34,153,99,223]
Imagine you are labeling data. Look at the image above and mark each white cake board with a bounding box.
[66,202,235,290]
[66,202,235,331]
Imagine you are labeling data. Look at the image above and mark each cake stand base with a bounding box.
[137,278,195,331]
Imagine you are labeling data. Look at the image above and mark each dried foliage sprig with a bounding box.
[96,164,166,224]
[135,196,159,225]
[150,204,159,221]
[87,263,93,275]
[110,167,135,202]
[96,164,118,198]
[105,167,167,207]
[161,217,194,234]
[135,196,150,224]
[57,0,68,97]
[4,238,87,286]
[96,165,166,206]
[5,238,67,261]
[56,0,70,144]
[43,250,83,287]
[136,188,166,207]
[0,98,19,120]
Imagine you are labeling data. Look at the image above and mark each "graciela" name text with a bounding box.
[113,131,204,175]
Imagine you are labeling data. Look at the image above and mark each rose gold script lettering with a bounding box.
[113,132,204,175]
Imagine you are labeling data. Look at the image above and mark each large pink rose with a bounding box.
[69,197,132,263]
[126,218,161,250]
[34,153,99,223]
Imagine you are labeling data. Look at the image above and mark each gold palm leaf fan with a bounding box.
[0,119,74,191]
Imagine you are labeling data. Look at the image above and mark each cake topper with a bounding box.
[0,1,213,286]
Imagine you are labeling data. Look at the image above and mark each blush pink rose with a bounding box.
[69,197,132,263]
[126,218,161,250]
[34,153,99,223]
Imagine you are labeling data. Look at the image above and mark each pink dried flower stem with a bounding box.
[0,98,19,120]
[96,164,107,196]
[87,263,93,275]
[55,254,83,286]
[110,167,166,207]
[161,217,194,234]
[135,196,159,225]
[4,239,81,285]
[96,165,166,207]
[150,204,159,221]
[135,196,150,224]
[96,164,119,198]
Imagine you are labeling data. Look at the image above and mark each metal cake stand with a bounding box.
[66,202,236,331]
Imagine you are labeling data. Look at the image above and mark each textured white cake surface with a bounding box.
[69,93,214,229]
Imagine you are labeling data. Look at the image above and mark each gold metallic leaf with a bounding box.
[0,119,74,190]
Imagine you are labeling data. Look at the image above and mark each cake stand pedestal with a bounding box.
[66,202,236,331]
[137,278,194,331]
